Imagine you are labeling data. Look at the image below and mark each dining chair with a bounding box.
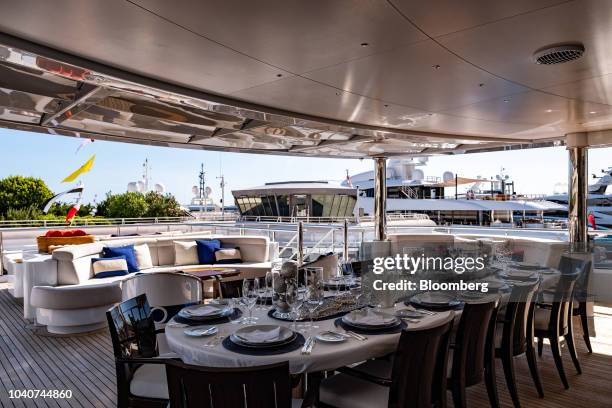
[317,312,455,408]
[495,281,542,407]
[564,257,593,353]
[447,299,500,408]
[106,293,172,408]
[534,272,580,389]
[164,359,302,408]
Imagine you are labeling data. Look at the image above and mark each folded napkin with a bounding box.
[184,305,221,317]
[348,310,396,325]
[237,326,282,343]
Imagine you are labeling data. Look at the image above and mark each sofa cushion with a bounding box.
[30,283,122,309]
[214,247,242,264]
[102,245,139,272]
[91,256,129,279]
[174,241,199,266]
[130,363,168,400]
[196,239,221,264]
[134,243,153,269]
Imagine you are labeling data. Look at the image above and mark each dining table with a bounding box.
[165,264,562,375]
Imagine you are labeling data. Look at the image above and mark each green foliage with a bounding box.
[96,191,185,218]
[0,176,53,216]
[2,205,42,220]
[48,202,95,217]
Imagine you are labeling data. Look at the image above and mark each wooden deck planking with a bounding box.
[1,284,612,407]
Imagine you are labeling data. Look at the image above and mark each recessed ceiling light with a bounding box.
[432,64,441,69]
[360,42,369,47]
[503,99,510,103]
[546,109,553,113]
[276,74,283,78]
[478,83,485,87]
[383,104,389,108]
[589,111,597,114]
[335,92,341,96]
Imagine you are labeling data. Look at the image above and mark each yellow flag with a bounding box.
[62,155,96,183]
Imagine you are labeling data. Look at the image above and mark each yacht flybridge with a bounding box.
[343,158,566,226]
[1,2,612,408]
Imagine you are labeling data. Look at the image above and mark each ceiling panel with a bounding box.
[441,90,612,129]
[304,39,528,112]
[231,76,428,127]
[389,0,569,38]
[542,74,612,106]
[438,0,612,90]
[129,0,426,74]
[0,0,284,94]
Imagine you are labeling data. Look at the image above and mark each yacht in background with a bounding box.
[545,167,612,229]
[342,158,565,227]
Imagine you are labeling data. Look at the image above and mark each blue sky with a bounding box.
[0,128,610,205]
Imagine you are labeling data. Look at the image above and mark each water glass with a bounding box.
[241,278,259,324]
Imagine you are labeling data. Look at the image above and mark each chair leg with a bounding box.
[451,383,466,408]
[537,337,543,357]
[526,344,544,398]
[485,354,500,408]
[550,338,570,389]
[579,303,593,353]
[501,353,521,408]
[565,319,582,375]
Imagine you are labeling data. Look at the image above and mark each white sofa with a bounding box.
[28,234,276,334]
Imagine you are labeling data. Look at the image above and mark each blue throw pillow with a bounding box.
[196,239,221,264]
[102,245,140,272]
[91,256,129,279]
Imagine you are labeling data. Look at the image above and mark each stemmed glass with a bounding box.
[285,280,304,332]
[241,278,259,324]
[305,268,325,332]
[264,271,273,306]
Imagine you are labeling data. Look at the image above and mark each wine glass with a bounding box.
[241,278,259,324]
[285,281,304,332]
[228,298,242,325]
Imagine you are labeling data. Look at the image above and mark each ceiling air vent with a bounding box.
[533,44,585,65]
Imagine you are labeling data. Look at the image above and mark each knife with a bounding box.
[301,337,314,354]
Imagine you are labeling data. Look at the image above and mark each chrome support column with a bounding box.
[374,157,387,241]
[297,221,304,266]
[343,218,349,261]
[568,141,588,251]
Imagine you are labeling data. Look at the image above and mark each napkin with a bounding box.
[184,305,220,317]
[348,310,396,325]
[237,326,282,343]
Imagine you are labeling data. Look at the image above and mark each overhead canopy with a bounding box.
[433,177,484,187]
[1,1,612,157]
[380,199,565,212]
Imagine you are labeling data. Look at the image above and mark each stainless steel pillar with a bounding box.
[568,145,588,250]
[297,220,304,266]
[343,218,349,261]
[374,157,387,241]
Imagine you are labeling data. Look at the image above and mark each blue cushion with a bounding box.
[102,245,139,272]
[196,239,222,264]
[91,256,129,278]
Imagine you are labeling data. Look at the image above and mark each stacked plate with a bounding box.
[341,309,401,331]
[503,270,538,281]
[510,261,547,271]
[229,325,296,349]
[410,292,463,309]
[178,304,233,321]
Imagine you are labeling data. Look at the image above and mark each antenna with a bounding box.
[142,158,151,192]
[217,174,226,217]
[199,163,206,214]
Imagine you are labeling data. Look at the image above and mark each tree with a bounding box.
[97,192,148,218]
[96,191,186,218]
[144,191,186,217]
[0,176,53,216]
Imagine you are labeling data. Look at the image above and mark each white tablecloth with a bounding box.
[166,305,452,374]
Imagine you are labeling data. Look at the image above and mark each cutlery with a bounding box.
[167,322,188,328]
[407,306,436,316]
[301,337,314,354]
[343,330,367,341]
[193,327,217,335]
[320,330,351,339]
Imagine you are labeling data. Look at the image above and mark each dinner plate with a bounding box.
[230,333,297,349]
[410,293,463,309]
[504,270,537,280]
[510,262,546,270]
[178,304,232,320]
[342,310,400,328]
[316,331,347,343]
[184,326,218,337]
[230,325,294,346]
